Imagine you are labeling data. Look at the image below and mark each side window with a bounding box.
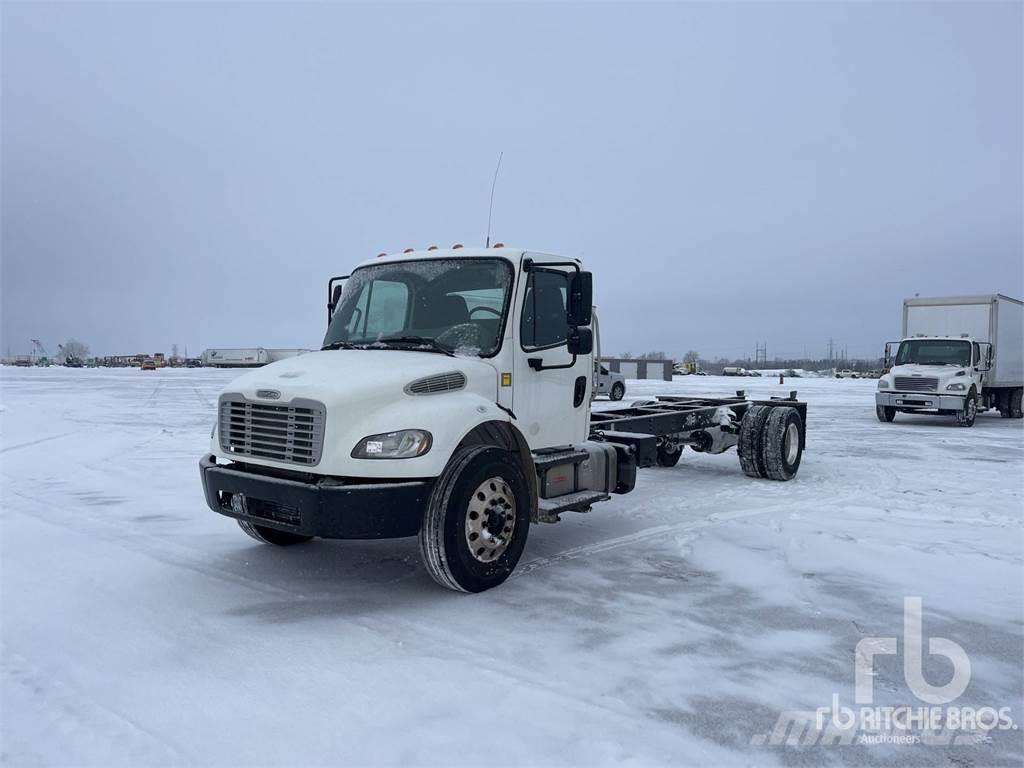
[973,342,981,366]
[521,270,569,350]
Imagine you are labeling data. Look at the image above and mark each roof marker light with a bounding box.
[427,245,438,251]
[492,242,504,248]
[452,243,463,249]
[403,248,415,253]
[377,252,387,258]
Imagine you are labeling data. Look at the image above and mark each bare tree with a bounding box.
[683,350,700,364]
[620,352,633,359]
[638,351,666,360]
[58,338,89,363]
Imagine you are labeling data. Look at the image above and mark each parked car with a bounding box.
[596,364,626,401]
[141,359,157,371]
[835,369,860,379]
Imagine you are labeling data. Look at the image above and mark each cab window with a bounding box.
[521,270,568,350]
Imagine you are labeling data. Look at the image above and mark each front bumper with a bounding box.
[199,455,432,539]
[876,391,965,410]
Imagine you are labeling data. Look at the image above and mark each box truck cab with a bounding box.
[876,295,1024,426]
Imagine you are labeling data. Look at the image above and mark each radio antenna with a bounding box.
[485,151,503,248]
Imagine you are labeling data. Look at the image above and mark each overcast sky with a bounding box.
[2,1,1021,361]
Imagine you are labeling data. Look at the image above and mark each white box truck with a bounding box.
[201,348,270,368]
[199,247,809,592]
[876,294,1024,426]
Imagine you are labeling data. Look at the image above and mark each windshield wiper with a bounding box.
[321,341,360,351]
[373,335,455,357]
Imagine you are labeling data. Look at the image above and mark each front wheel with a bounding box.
[237,520,313,546]
[419,446,530,593]
[955,392,977,428]
[876,405,896,422]
[610,382,625,401]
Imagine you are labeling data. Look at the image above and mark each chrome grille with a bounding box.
[405,371,467,395]
[219,395,326,466]
[894,376,938,392]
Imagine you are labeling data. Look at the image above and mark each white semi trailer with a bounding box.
[199,247,808,592]
[876,294,1024,426]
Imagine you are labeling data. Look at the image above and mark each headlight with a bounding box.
[946,382,966,391]
[352,429,432,459]
[877,378,889,390]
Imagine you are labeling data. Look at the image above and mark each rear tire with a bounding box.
[955,391,977,428]
[876,405,896,422]
[738,405,771,478]
[237,520,312,546]
[1010,388,1024,419]
[610,382,625,401]
[762,407,804,481]
[419,446,530,593]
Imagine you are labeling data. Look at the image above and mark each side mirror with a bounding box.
[980,343,993,371]
[327,275,348,324]
[567,326,593,356]
[567,271,593,327]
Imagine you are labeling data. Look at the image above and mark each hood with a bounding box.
[890,363,966,378]
[221,349,498,405]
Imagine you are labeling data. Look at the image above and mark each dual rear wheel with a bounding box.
[738,405,804,481]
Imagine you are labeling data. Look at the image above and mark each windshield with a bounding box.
[323,258,513,356]
[895,339,971,366]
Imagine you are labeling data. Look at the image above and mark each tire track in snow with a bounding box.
[513,504,795,578]
[0,431,75,454]
[1,645,191,766]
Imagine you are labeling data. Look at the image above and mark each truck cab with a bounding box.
[200,247,630,592]
[876,335,991,426]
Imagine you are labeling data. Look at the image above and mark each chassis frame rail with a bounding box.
[590,390,807,469]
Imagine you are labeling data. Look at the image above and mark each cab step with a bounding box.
[537,490,610,523]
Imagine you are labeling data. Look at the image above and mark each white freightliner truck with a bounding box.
[200,247,808,592]
[876,294,1024,426]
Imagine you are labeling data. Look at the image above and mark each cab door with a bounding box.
[511,257,592,450]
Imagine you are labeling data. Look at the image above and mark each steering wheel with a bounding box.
[469,306,501,318]
[436,323,482,348]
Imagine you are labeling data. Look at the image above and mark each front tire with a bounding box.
[955,391,977,428]
[237,520,313,546]
[876,405,896,422]
[419,446,530,593]
[610,382,625,401]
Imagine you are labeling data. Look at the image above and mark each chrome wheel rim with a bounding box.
[465,476,516,563]
[784,423,800,464]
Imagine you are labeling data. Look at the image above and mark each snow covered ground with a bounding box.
[2,367,1022,767]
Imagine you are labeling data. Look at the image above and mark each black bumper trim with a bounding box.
[199,455,431,539]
